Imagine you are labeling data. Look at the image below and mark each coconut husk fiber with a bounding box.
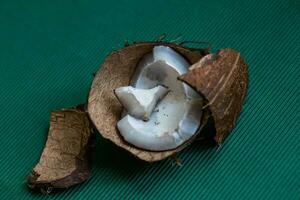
[27,106,93,193]
[179,49,249,144]
[88,42,208,162]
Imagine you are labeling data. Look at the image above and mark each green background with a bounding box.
[0,0,299,199]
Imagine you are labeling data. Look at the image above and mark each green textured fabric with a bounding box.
[0,0,299,199]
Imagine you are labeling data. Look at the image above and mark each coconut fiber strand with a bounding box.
[0,0,299,199]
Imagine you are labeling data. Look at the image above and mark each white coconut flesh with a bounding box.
[115,85,169,121]
[116,46,203,151]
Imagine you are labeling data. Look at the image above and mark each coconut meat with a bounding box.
[114,85,169,121]
[116,45,203,151]
[117,100,202,151]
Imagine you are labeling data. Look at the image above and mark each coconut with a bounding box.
[179,49,248,144]
[27,42,248,194]
[88,42,248,162]
[27,106,93,193]
[114,85,169,121]
[88,42,208,162]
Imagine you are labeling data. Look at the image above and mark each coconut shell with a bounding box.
[27,106,93,193]
[88,42,208,162]
[179,49,249,144]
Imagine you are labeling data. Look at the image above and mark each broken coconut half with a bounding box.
[179,49,249,144]
[27,106,93,193]
[88,42,248,162]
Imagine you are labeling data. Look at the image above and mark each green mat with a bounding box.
[0,0,299,199]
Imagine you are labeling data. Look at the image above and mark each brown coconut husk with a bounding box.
[88,42,208,162]
[27,106,93,193]
[179,49,249,144]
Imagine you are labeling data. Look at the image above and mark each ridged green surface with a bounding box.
[0,0,299,199]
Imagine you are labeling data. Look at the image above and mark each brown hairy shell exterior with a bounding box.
[179,49,248,144]
[27,107,93,193]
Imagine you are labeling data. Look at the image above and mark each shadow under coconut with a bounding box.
[91,134,148,176]
[91,117,217,177]
[175,119,218,164]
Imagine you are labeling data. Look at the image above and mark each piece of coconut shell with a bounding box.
[179,49,248,144]
[27,106,93,193]
[88,42,208,162]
